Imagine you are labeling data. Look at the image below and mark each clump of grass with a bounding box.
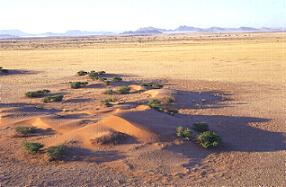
[89,71,100,80]
[176,126,192,141]
[97,71,106,75]
[147,98,178,115]
[16,126,37,137]
[25,90,50,98]
[69,82,88,89]
[103,80,111,86]
[24,142,44,154]
[0,67,9,73]
[77,70,88,76]
[147,99,163,111]
[104,89,114,95]
[197,131,221,149]
[116,86,130,94]
[88,71,106,80]
[102,98,117,107]
[141,82,163,89]
[193,122,209,133]
[112,77,122,82]
[92,132,127,145]
[46,145,65,161]
[43,94,64,103]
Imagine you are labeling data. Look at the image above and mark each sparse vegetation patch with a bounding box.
[116,86,131,94]
[197,131,221,149]
[102,98,117,107]
[16,126,37,137]
[141,82,163,89]
[25,90,50,98]
[176,126,192,141]
[24,142,44,154]
[43,94,64,103]
[69,82,88,89]
[77,70,88,76]
[46,145,65,161]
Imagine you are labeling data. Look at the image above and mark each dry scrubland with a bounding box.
[0,32,285,186]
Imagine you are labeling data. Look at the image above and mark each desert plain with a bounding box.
[0,32,285,186]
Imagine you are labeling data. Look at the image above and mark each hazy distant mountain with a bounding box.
[0,26,284,38]
[175,25,204,32]
[0,29,29,36]
[122,27,163,35]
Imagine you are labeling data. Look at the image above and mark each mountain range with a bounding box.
[0,26,284,38]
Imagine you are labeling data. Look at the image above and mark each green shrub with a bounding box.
[176,126,192,141]
[141,82,163,89]
[98,77,107,81]
[197,131,221,149]
[89,71,100,80]
[97,71,106,75]
[25,90,50,98]
[147,99,163,111]
[43,94,64,103]
[16,126,37,137]
[112,77,122,82]
[104,89,114,95]
[116,86,130,94]
[77,70,88,76]
[46,145,65,161]
[104,80,111,86]
[102,98,117,107]
[70,82,88,89]
[24,142,44,154]
[193,122,209,133]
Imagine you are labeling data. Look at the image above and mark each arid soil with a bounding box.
[0,32,285,186]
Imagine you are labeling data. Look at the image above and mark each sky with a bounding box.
[0,0,285,33]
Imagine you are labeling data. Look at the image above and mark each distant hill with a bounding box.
[0,30,29,37]
[122,27,164,35]
[0,26,284,38]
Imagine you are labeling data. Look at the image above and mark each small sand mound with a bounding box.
[129,84,146,92]
[97,115,158,142]
[144,89,176,98]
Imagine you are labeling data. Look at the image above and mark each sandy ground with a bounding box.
[0,32,285,186]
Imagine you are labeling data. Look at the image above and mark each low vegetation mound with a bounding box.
[70,82,88,89]
[47,145,65,161]
[24,142,44,154]
[25,90,50,98]
[15,126,37,137]
[141,82,163,89]
[176,126,192,141]
[43,94,64,103]
[116,86,131,94]
[91,132,129,145]
[197,131,221,149]
[77,70,88,76]
[147,98,178,115]
[102,98,117,107]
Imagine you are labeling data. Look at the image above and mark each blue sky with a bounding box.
[0,0,285,33]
